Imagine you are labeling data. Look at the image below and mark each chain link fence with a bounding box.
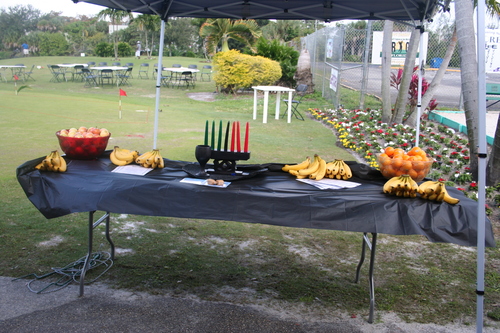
[299,21,465,110]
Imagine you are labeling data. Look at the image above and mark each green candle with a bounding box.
[204,120,208,145]
[211,120,215,148]
[217,120,222,151]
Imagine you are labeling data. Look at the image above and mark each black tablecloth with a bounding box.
[16,152,495,247]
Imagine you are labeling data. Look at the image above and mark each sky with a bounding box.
[1,0,104,17]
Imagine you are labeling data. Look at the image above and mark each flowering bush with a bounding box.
[309,107,499,214]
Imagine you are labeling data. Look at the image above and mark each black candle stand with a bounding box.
[211,150,250,174]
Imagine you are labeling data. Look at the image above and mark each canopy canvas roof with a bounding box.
[74,0,441,25]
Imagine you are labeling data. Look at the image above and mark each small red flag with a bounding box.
[119,88,127,96]
[13,75,19,81]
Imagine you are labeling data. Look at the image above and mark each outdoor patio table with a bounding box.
[91,66,128,86]
[0,65,26,82]
[16,154,495,323]
[252,86,295,124]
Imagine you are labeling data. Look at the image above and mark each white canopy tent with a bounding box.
[73,0,491,330]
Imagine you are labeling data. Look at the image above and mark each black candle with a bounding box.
[224,121,230,151]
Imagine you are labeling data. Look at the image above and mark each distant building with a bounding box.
[108,24,128,33]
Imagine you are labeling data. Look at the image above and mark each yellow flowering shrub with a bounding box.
[213,50,282,93]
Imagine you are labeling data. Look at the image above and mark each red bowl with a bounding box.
[56,131,110,160]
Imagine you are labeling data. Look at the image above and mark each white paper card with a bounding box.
[180,178,231,188]
[112,165,153,176]
[297,178,361,190]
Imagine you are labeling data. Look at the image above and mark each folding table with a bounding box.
[16,155,495,323]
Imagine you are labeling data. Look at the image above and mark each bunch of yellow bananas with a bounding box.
[282,155,352,181]
[418,180,460,204]
[383,174,419,197]
[135,149,164,169]
[325,159,352,180]
[110,146,139,166]
[35,150,67,172]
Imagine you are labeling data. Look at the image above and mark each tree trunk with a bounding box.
[381,20,393,123]
[487,118,500,185]
[455,0,479,179]
[295,48,314,93]
[405,27,458,127]
[392,28,420,124]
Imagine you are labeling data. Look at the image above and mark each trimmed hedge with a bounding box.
[213,50,281,94]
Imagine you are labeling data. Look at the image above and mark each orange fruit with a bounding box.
[412,160,424,171]
[394,148,405,156]
[408,169,419,180]
[391,158,403,168]
[408,146,422,156]
[384,147,395,157]
[401,160,413,172]
[381,165,395,178]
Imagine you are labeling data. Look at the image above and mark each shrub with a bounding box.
[38,32,69,56]
[255,38,299,87]
[213,49,281,94]
[94,42,114,57]
[118,42,133,57]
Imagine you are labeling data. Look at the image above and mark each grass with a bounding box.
[1,56,498,327]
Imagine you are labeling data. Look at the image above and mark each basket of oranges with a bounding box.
[378,146,433,181]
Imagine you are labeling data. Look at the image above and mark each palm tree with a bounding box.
[97,8,133,60]
[133,14,160,58]
[453,0,500,181]
[199,18,261,56]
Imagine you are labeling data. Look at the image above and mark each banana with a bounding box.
[442,190,460,205]
[417,180,459,204]
[136,150,155,165]
[155,150,165,169]
[383,176,401,193]
[298,154,320,176]
[282,157,310,172]
[34,150,67,172]
[329,160,341,175]
[110,148,132,166]
[314,158,327,181]
[383,175,418,197]
[341,160,352,180]
[113,146,139,161]
[136,149,164,169]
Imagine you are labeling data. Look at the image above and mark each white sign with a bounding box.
[486,28,500,73]
[329,68,338,91]
[326,38,334,58]
[371,31,428,66]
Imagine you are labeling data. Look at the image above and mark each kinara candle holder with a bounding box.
[210,149,250,174]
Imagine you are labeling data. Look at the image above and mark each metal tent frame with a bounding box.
[72,0,489,330]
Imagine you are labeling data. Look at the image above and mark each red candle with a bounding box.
[236,121,241,152]
[230,121,235,151]
[244,122,249,152]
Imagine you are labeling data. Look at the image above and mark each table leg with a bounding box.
[354,232,377,323]
[79,211,114,297]
[253,89,258,120]
[287,91,293,123]
[263,91,269,123]
[275,91,282,120]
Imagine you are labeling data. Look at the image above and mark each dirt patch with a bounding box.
[187,92,217,102]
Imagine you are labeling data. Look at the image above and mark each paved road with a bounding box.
[339,64,500,110]
[2,276,496,332]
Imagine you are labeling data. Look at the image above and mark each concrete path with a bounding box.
[431,110,498,138]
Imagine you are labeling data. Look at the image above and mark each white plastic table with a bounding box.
[252,86,295,123]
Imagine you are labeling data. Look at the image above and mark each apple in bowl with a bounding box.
[56,127,110,160]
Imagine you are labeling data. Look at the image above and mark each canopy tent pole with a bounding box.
[476,0,487,331]
[153,19,166,149]
[415,25,424,147]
